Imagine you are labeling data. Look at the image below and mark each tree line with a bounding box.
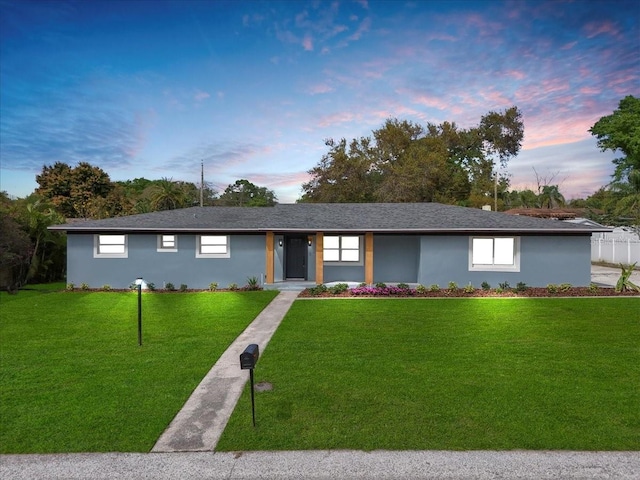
[1,96,637,289]
[0,174,277,289]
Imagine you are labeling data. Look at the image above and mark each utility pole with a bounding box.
[200,160,204,207]
[494,169,498,212]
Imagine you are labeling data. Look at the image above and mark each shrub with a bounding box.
[463,283,475,293]
[481,281,491,290]
[547,284,558,294]
[80,283,90,291]
[498,281,510,291]
[228,283,239,291]
[358,282,367,287]
[415,284,427,294]
[429,284,440,292]
[329,283,349,294]
[308,284,328,296]
[397,283,410,290]
[244,277,262,291]
[495,287,503,294]
[179,284,188,292]
[165,282,176,291]
[350,285,414,297]
[447,281,458,290]
[66,283,75,291]
[559,283,572,292]
[515,282,528,292]
[375,282,387,288]
[615,262,640,292]
[146,282,156,291]
[102,285,112,291]
[209,282,218,292]
[589,282,599,293]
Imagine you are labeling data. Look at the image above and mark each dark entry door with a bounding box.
[285,235,307,279]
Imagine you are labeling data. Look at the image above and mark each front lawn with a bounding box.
[218,298,640,451]
[0,287,278,453]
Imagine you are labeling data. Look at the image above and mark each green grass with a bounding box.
[0,287,278,453]
[218,298,640,451]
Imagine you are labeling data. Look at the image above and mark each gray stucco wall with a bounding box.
[373,235,420,283]
[67,233,266,289]
[67,232,593,289]
[417,235,592,287]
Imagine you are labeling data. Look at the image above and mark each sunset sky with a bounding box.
[1,0,638,203]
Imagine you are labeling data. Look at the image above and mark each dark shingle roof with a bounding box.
[49,203,608,234]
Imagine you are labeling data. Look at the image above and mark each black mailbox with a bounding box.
[240,344,259,370]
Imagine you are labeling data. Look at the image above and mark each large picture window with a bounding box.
[469,237,520,271]
[323,235,361,263]
[157,234,177,252]
[94,234,127,258]
[196,235,230,258]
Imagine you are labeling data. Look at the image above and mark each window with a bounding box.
[469,237,520,271]
[94,234,127,258]
[196,235,230,258]
[157,234,177,252]
[323,235,361,263]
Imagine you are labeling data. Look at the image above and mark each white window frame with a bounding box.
[323,235,362,265]
[469,236,520,272]
[196,235,230,258]
[94,234,128,258]
[157,234,178,252]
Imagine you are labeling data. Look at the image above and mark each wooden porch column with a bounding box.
[365,232,374,285]
[265,231,274,284]
[315,232,324,284]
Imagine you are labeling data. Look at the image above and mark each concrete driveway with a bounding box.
[591,264,640,287]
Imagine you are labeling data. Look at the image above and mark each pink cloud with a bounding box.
[194,90,210,102]
[561,41,577,50]
[505,70,526,80]
[307,83,334,95]
[580,86,600,95]
[302,34,314,51]
[584,20,621,39]
[411,94,450,111]
[316,111,359,128]
[347,16,371,41]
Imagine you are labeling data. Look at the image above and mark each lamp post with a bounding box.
[135,277,143,346]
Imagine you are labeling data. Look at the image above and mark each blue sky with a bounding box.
[1,0,638,203]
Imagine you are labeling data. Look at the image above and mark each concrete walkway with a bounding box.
[152,290,300,453]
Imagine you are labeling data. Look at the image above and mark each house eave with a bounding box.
[50,226,605,235]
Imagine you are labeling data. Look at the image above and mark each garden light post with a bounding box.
[135,277,143,346]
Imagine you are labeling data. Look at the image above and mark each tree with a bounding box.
[301,110,522,206]
[375,136,457,203]
[478,106,524,210]
[14,197,66,284]
[36,162,114,218]
[301,138,377,203]
[218,179,277,206]
[538,185,566,209]
[35,162,74,217]
[143,178,189,211]
[589,95,640,229]
[0,212,32,290]
[589,95,640,191]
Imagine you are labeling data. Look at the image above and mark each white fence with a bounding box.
[591,237,640,265]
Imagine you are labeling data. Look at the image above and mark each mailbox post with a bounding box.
[240,344,259,427]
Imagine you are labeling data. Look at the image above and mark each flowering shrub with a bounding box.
[350,285,415,296]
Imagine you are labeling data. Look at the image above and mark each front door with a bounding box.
[285,235,307,279]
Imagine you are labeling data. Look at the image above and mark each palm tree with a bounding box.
[145,178,188,211]
[538,185,565,209]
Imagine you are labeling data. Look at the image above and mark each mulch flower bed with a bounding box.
[299,286,640,298]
